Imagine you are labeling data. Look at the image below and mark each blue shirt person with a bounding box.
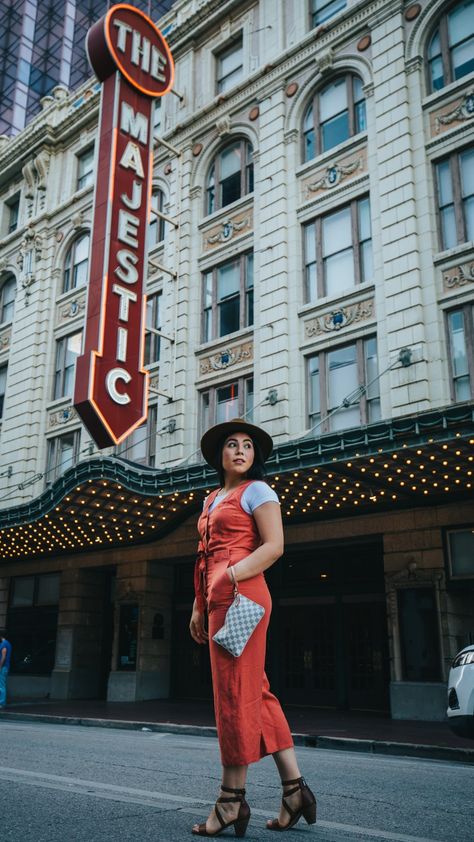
[0,632,12,708]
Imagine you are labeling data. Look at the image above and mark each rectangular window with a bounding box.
[46,430,80,485]
[148,189,166,247]
[6,194,20,234]
[76,146,95,191]
[447,305,474,401]
[312,0,346,27]
[307,337,379,433]
[304,197,372,302]
[216,35,243,93]
[447,529,474,578]
[202,253,253,342]
[200,375,254,437]
[144,292,162,365]
[116,404,157,466]
[53,332,82,400]
[435,146,474,250]
[0,363,7,419]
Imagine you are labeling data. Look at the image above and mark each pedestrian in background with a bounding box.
[0,629,12,709]
[189,419,316,837]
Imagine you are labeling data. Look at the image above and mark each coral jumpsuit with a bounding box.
[194,479,294,767]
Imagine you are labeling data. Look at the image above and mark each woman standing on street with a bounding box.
[189,418,316,837]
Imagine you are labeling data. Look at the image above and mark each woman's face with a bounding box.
[221,432,255,478]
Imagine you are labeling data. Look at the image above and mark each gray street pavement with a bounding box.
[0,720,473,842]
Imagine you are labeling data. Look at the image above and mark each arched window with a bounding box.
[206,140,254,215]
[427,1,474,92]
[148,188,166,247]
[303,75,366,162]
[63,233,90,293]
[0,274,16,324]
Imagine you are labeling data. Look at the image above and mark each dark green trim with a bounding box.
[0,401,473,530]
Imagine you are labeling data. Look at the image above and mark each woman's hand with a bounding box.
[189,606,208,644]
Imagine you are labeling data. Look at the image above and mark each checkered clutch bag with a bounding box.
[212,590,265,658]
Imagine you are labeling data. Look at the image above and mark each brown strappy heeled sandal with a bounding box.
[192,785,251,837]
[266,776,317,831]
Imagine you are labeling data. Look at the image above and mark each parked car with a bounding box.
[447,644,474,738]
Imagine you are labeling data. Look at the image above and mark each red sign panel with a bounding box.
[74,4,174,448]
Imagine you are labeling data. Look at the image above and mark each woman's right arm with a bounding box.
[189,599,208,644]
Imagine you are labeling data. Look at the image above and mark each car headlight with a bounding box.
[452,651,474,668]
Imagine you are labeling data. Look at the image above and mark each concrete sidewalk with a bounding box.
[2,698,473,764]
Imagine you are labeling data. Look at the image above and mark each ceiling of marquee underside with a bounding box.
[1,414,473,561]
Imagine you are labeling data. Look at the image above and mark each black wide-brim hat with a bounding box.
[200,418,273,470]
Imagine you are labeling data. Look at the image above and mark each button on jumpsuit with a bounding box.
[194,479,293,767]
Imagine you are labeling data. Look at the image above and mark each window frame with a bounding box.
[434,146,474,250]
[148,188,166,247]
[445,302,474,402]
[426,1,474,93]
[310,0,347,27]
[446,527,474,579]
[201,252,254,343]
[303,74,366,162]
[144,291,162,366]
[63,233,90,294]
[303,196,372,302]
[45,430,81,485]
[0,274,16,324]
[52,331,83,401]
[215,33,244,94]
[206,139,254,215]
[0,362,7,420]
[116,404,157,467]
[200,375,254,437]
[76,146,95,191]
[6,194,20,234]
[306,336,380,434]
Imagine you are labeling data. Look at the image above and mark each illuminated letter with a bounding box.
[150,46,167,82]
[119,141,144,178]
[121,180,142,210]
[113,20,132,52]
[118,210,139,247]
[117,327,128,363]
[115,249,139,284]
[131,31,150,72]
[106,368,131,405]
[120,102,148,143]
[113,284,137,320]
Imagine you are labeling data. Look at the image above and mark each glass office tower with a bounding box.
[0,0,176,136]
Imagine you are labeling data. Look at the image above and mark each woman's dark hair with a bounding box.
[215,433,266,486]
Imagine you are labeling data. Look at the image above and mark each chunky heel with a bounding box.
[266,776,317,832]
[302,800,317,825]
[192,786,251,837]
[234,812,250,837]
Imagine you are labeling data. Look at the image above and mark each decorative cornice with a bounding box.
[304,297,375,339]
[198,339,253,376]
[0,326,11,355]
[443,262,474,291]
[48,406,78,428]
[301,145,368,203]
[203,208,253,251]
[57,294,86,325]
[432,90,474,136]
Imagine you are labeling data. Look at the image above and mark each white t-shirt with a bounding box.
[207,480,279,514]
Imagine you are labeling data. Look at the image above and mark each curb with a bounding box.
[2,711,473,764]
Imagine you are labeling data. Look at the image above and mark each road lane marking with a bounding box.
[0,765,444,842]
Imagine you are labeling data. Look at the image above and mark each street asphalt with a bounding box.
[0,719,473,842]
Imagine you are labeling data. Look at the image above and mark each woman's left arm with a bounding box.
[226,502,284,583]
